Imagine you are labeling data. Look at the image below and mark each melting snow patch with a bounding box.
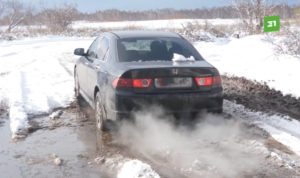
[8,71,29,138]
[172,53,195,62]
[0,37,93,138]
[118,160,160,178]
[49,110,63,120]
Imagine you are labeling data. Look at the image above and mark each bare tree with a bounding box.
[295,5,300,24]
[1,0,30,32]
[41,4,78,32]
[231,0,276,34]
[0,0,5,18]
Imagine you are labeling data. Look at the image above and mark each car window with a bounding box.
[87,37,100,60]
[117,37,203,62]
[96,37,109,61]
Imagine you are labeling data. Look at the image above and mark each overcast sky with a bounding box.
[24,0,300,12]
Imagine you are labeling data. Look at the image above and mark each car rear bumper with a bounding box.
[106,89,223,120]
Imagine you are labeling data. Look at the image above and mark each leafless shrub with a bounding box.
[295,5,300,25]
[280,29,300,58]
[0,0,30,32]
[40,4,78,33]
[0,0,5,18]
[265,22,300,59]
[176,21,231,42]
[0,99,8,113]
[231,0,277,34]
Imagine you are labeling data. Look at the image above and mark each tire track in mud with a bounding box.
[222,75,300,120]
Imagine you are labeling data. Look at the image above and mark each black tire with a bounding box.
[74,70,84,104]
[95,92,106,131]
[208,108,223,114]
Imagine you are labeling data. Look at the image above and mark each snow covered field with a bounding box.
[72,19,239,30]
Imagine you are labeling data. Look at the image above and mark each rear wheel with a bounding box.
[208,107,223,114]
[95,92,106,131]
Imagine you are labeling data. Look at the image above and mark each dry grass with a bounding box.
[174,21,240,42]
[0,99,8,114]
[267,21,300,59]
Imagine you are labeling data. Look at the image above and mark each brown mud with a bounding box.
[222,75,300,120]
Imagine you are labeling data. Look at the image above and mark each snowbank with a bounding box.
[0,37,93,137]
[8,71,28,136]
[118,160,160,178]
[194,35,300,98]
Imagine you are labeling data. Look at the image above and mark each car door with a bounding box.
[79,37,100,98]
[86,36,110,100]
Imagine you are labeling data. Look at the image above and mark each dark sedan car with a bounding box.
[74,30,223,130]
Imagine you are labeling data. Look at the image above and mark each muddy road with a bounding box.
[1,95,300,178]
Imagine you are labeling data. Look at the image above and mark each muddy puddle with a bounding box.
[0,108,111,178]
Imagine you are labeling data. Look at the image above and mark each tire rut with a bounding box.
[222,75,300,120]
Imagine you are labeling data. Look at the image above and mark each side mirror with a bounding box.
[74,48,85,56]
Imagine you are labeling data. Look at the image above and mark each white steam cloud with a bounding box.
[114,106,264,178]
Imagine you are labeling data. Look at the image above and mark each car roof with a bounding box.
[110,30,181,39]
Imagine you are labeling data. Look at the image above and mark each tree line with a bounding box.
[0,0,298,33]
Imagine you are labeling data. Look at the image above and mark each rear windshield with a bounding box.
[117,37,203,62]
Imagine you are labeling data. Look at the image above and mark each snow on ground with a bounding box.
[118,160,160,178]
[225,100,300,157]
[72,19,239,30]
[0,36,93,137]
[194,35,300,98]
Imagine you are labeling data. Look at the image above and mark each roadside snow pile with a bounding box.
[194,35,300,98]
[8,72,29,136]
[118,160,160,178]
[0,37,93,138]
[172,53,195,62]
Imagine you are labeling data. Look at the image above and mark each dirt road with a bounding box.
[1,97,300,178]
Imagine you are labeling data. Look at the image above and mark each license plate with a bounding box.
[154,77,192,88]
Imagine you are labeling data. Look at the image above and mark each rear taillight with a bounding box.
[113,78,132,87]
[194,76,222,87]
[195,77,212,86]
[112,78,152,88]
[212,76,222,86]
[133,79,152,88]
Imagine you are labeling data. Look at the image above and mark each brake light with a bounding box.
[113,78,132,87]
[195,77,212,86]
[112,78,152,88]
[213,76,222,86]
[133,79,152,88]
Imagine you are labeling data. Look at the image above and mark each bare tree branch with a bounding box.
[4,0,27,32]
[0,0,5,18]
[40,3,78,32]
[230,0,276,34]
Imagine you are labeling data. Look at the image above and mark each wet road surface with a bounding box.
[1,100,300,178]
